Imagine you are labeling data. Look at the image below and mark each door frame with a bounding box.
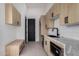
[25,16,28,43]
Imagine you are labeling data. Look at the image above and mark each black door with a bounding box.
[28,19,35,41]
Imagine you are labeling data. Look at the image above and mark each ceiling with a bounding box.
[26,3,53,15]
[26,3,53,8]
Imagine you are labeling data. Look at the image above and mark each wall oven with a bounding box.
[50,42,64,56]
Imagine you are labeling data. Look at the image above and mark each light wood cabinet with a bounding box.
[40,15,47,35]
[45,4,61,29]
[52,4,58,16]
[45,12,54,29]
[68,4,79,24]
[44,35,65,56]
[51,4,61,16]
[5,3,21,26]
[59,3,69,25]
[5,40,25,56]
[44,36,50,55]
[60,3,79,25]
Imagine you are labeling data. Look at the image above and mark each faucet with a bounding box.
[52,27,60,38]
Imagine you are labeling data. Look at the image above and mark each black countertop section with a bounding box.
[48,35,60,38]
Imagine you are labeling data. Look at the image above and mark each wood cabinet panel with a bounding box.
[44,35,65,56]
[5,40,25,56]
[59,3,69,25]
[44,36,50,55]
[40,15,47,35]
[51,4,61,16]
[68,4,79,24]
[45,4,54,29]
[45,13,54,29]
[12,5,17,25]
[45,4,61,29]
[5,4,13,24]
[5,3,21,26]
[60,3,79,25]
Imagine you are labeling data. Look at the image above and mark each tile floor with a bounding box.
[20,42,47,56]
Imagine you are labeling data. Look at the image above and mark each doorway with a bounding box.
[28,18,35,41]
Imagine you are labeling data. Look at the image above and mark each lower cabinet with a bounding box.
[44,36,52,56]
[44,37,48,54]
[5,40,25,56]
[44,36,65,56]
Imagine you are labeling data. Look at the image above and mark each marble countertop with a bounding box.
[50,36,79,56]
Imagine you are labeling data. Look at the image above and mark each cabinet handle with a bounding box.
[17,21,19,25]
[45,41,47,45]
[45,24,47,28]
[64,16,68,24]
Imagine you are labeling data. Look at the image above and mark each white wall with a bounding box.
[13,3,27,40]
[0,4,16,55]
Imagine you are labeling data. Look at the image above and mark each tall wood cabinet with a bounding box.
[40,15,47,35]
[5,3,21,26]
[45,9,54,29]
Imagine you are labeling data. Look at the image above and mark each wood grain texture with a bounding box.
[44,35,65,56]
[5,3,21,26]
[68,4,79,24]
[40,15,47,35]
[5,40,25,56]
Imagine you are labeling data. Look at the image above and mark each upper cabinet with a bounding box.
[45,13,54,29]
[60,3,69,25]
[68,4,79,25]
[5,4,21,26]
[42,3,79,29]
[52,4,61,16]
[60,3,79,25]
[45,5,54,29]
[45,4,61,29]
[40,15,47,35]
